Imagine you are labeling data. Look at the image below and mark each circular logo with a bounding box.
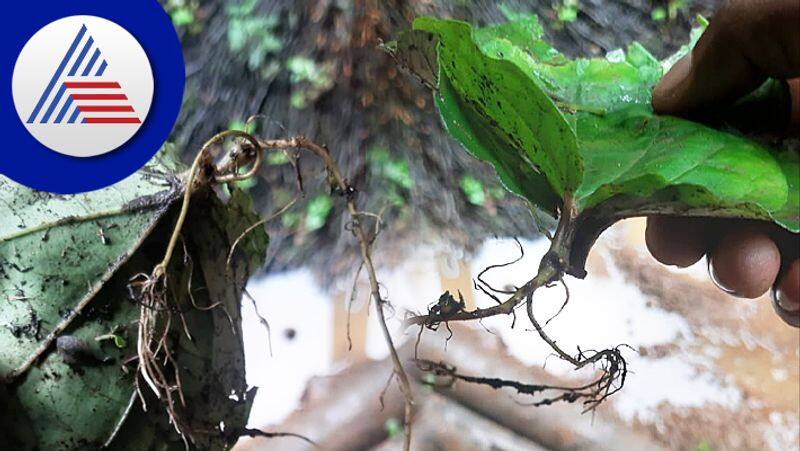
[12,16,154,158]
[0,0,184,194]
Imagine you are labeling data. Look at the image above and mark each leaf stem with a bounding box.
[153,130,262,278]
[405,195,576,328]
[0,204,163,244]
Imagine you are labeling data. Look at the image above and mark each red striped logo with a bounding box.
[64,81,141,124]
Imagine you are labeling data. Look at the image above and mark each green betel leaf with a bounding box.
[397,15,799,251]
[435,74,561,213]
[414,17,583,205]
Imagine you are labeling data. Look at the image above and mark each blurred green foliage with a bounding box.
[305,194,334,232]
[287,56,335,109]
[384,418,403,439]
[368,147,414,190]
[651,7,667,21]
[460,175,486,206]
[165,0,202,33]
[557,0,580,23]
[651,0,688,22]
[368,147,414,208]
[227,0,282,76]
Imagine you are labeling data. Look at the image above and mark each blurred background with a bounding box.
[159,0,799,449]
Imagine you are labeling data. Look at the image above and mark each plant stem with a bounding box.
[404,195,576,329]
[261,137,415,451]
[410,195,627,409]
[154,130,261,277]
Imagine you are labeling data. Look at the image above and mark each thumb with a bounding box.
[653,0,800,117]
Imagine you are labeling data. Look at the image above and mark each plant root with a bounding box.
[126,128,415,449]
[223,428,317,447]
[407,196,630,412]
[258,136,416,451]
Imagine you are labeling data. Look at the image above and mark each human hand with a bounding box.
[649,0,800,327]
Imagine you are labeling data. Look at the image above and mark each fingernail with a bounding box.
[708,258,738,296]
[774,287,800,312]
[653,55,692,113]
[661,56,692,91]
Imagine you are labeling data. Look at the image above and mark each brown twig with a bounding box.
[155,130,262,279]
[259,137,415,451]
[346,262,365,351]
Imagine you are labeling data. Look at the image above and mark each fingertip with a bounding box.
[773,259,800,327]
[709,229,781,299]
[652,56,693,115]
[775,259,800,312]
[645,216,708,268]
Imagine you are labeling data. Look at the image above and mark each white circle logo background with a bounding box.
[12,16,154,158]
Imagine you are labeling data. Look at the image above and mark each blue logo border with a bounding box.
[1,0,185,194]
